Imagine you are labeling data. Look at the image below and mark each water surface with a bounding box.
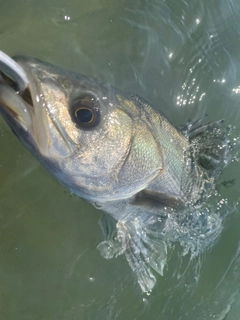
[1,0,240,319]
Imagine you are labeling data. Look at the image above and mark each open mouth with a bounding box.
[0,50,34,104]
[0,50,34,131]
[0,50,28,93]
[0,50,78,155]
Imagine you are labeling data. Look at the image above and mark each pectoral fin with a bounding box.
[131,189,184,211]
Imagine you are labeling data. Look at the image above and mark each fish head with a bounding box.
[0,53,163,201]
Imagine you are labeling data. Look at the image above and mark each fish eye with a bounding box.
[71,95,100,128]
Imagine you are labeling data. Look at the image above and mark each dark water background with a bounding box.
[1,0,240,319]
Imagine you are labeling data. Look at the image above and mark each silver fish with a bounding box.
[0,51,230,292]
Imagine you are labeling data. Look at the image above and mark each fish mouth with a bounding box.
[0,50,34,136]
[0,50,77,157]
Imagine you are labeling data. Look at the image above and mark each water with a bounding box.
[0,0,240,319]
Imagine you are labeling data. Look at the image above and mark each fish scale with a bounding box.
[0,51,231,292]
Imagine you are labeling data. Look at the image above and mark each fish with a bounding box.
[0,50,231,292]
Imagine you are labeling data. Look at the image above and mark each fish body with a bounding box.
[0,52,230,291]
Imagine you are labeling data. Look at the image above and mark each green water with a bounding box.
[1,0,240,319]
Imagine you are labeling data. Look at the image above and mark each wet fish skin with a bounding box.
[0,55,191,204]
[0,53,230,292]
